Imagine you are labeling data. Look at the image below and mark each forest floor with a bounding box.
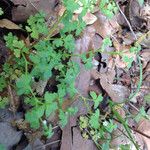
[0,0,150,150]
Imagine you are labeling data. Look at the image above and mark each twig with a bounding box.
[28,0,39,12]
[116,2,137,40]
[129,102,139,112]
[35,140,61,150]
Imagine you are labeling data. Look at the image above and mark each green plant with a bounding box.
[138,0,144,6]
[1,0,94,137]
[0,144,5,150]
[0,76,7,92]
[99,0,118,18]
[122,44,141,69]
[144,93,150,104]
[134,106,150,122]
[0,97,9,109]
[90,91,103,109]
[0,7,3,16]
[1,0,146,149]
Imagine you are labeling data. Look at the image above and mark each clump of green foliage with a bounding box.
[0,0,146,149]
[99,0,118,18]
[79,92,117,150]
[0,7,3,16]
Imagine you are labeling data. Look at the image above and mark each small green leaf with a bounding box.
[0,76,7,92]
[103,119,117,133]
[63,0,79,12]
[120,144,131,150]
[67,107,78,115]
[63,34,75,53]
[135,107,149,122]
[43,123,54,138]
[94,95,103,109]
[102,141,109,150]
[26,12,48,39]
[144,94,150,104]
[16,74,32,95]
[44,92,57,103]
[0,97,9,109]
[45,102,58,118]
[53,39,63,47]
[122,55,134,69]
[0,144,6,150]
[25,106,45,129]
[89,109,100,129]
[59,110,68,127]
[90,91,97,100]
[0,7,4,16]
[138,0,144,6]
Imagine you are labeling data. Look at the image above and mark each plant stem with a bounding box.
[129,55,143,100]
[111,106,139,150]
[22,53,28,75]
[45,10,67,40]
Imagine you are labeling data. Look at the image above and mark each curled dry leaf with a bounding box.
[93,12,120,38]
[0,19,21,30]
[11,0,59,22]
[8,85,20,112]
[141,49,150,69]
[137,119,150,150]
[91,67,130,103]
[82,12,97,25]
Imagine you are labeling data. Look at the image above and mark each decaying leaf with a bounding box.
[11,0,59,22]
[8,85,20,112]
[91,67,130,103]
[73,26,102,97]
[0,19,21,30]
[83,12,97,25]
[137,119,150,150]
[93,12,120,38]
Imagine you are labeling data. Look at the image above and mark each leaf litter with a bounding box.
[0,0,150,150]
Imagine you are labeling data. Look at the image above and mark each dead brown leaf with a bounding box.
[60,99,95,150]
[73,26,102,97]
[91,66,130,103]
[0,19,21,30]
[137,119,150,150]
[82,12,97,25]
[11,0,59,22]
[93,12,120,38]
[8,85,20,112]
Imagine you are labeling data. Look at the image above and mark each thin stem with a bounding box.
[45,10,67,40]
[22,53,28,75]
[129,55,143,100]
[111,106,139,150]
[135,30,150,46]
[116,2,137,40]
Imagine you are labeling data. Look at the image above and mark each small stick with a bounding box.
[35,140,61,150]
[129,102,139,112]
[28,0,39,12]
[116,2,137,40]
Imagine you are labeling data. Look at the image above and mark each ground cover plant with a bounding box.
[0,0,150,150]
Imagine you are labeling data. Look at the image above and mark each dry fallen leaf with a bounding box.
[0,19,21,30]
[11,0,59,22]
[91,67,130,103]
[8,85,20,112]
[93,12,120,38]
[137,119,150,150]
[83,12,97,25]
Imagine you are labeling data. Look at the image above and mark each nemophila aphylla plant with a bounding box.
[0,0,146,149]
